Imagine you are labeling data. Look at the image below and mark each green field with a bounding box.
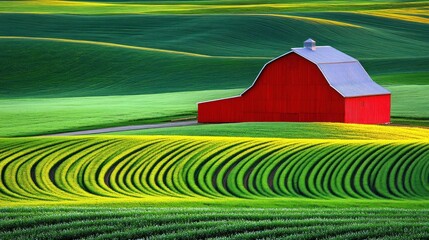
[1,0,429,136]
[1,207,428,239]
[0,89,242,137]
[1,136,428,238]
[109,122,429,139]
[2,136,428,202]
[1,0,428,239]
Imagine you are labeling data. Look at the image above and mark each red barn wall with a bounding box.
[198,97,245,123]
[198,53,345,123]
[345,95,391,124]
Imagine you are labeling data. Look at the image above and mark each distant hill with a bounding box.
[0,13,427,97]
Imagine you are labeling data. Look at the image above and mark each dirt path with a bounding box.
[45,120,198,136]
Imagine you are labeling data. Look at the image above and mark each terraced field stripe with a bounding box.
[0,140,69,201]
[0,136,428,202]
[0,36,268,59]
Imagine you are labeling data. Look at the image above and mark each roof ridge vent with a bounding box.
[304,38,316,51]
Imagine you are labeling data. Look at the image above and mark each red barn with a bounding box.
[198,39,391,124]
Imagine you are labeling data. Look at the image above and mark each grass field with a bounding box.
[0,1,428,136]
[110,122,429,139]
[1,0,428,239]
[1,1,428,16]
[1,207,428,239]
[0,89,242,137]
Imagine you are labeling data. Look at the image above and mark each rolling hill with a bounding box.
[0,1,428,238]
[0,7,428,136]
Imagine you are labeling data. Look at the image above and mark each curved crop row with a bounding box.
[0,136,428,202]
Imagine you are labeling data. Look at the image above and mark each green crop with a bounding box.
[1,1,428,239]
[0,207,428,239]
[0,136,428,203]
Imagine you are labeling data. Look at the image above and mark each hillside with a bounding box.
[0,1,428,136]
[0,12,428,97]
[1,1,428,238]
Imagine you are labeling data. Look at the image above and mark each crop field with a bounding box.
[111,122,429,139]
[1,207,428,240]
[1,0,428,239]
[1,136,428,238]
[1,136,428,202]
[0,1,429,136]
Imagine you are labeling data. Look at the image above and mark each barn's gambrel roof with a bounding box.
[292,46,357,63]
[200,40,390,104]
[291,46,390,97]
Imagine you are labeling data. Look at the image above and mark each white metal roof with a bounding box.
[292,46,357,64]
[318,62,390,97]
[292,45,390,97]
